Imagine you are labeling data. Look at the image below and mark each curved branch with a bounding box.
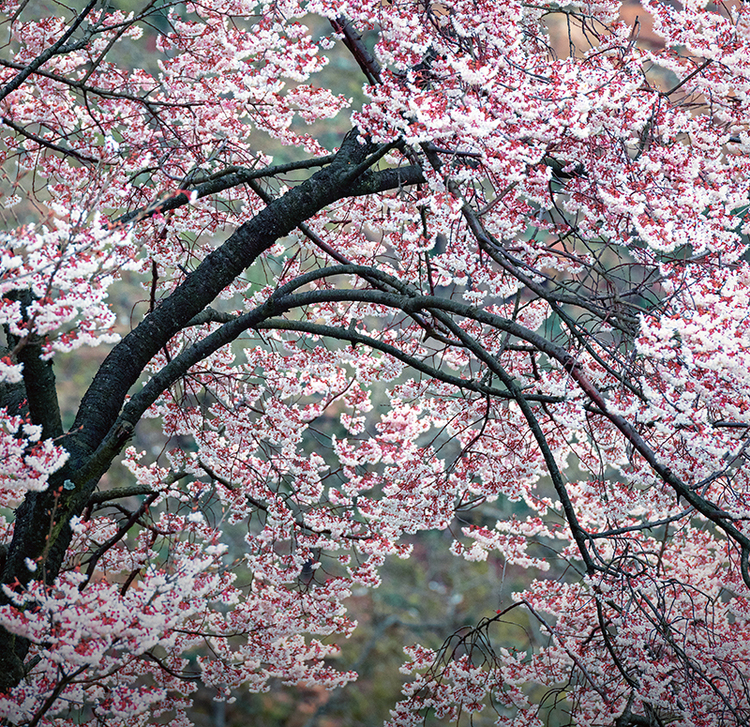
[79,492,159,592]
[115,154,338,225]
[2,116,100,165]
[423,307,600,574]
[76,271,566,502]
[0,0,99,102]
[257,319,560,404]
[259,277,750,579]
[68,130,417,460]
[0,131,425,670]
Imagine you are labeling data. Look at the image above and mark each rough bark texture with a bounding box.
[0,130,425,693]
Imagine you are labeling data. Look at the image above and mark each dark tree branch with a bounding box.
[14,334,63,440]
[115,154,338,225]
[425,308,600,574]
[87,485,156,504]
[246,274,750,582]
[116,158,423,226]
[67,129,391,460]
[5,290,63,440]
[0,132,426,684]
[257,319,562,404]
[330,16,382,85]
[0,0,100,102]
[0,57,201,107]
[79,492,159,591]
[1,117,100,165]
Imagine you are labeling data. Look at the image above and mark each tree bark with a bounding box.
[0,129,424,694]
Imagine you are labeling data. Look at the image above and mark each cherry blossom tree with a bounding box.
[1,0,750,724]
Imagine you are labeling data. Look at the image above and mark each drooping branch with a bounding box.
[221,273,750,584]
[422,306,600,575]
[463,213,647,401]
[257,319,561,404]
[406,162,750,575]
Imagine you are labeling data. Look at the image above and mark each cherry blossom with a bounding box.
[1,0,750,724]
